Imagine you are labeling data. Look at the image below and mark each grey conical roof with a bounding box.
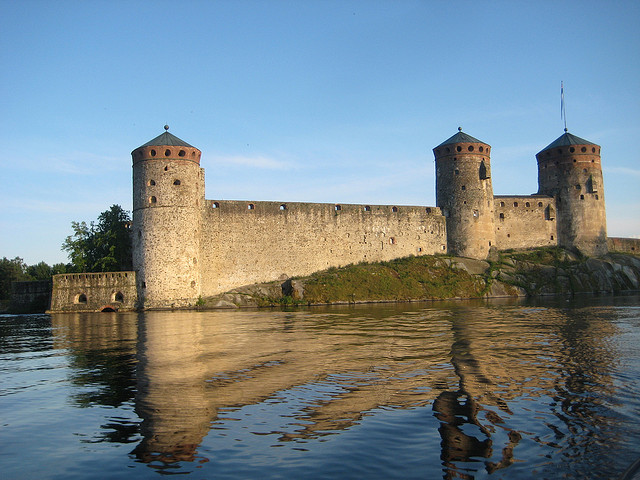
[538,131,596,154]
[435,128,485,148]
[137,129,194,149]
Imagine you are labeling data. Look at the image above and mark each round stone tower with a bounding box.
[536,129,607,257]
[131,126,204,308]
[433,128,495,259]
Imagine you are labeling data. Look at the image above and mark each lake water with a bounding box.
[1,295,640,479]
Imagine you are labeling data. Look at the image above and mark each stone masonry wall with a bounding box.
[49,271,137,312]
[608,237,640,255]
[10,280,52,313]
[494,195,558,250]
[199,200,447,296]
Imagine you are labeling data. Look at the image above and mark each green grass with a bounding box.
[301,255,486,304]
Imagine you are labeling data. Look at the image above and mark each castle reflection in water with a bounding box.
[50,299,624,478]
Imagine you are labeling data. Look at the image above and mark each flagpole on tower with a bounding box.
[561,81,567,132]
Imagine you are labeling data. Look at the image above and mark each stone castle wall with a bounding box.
[199,200,447,296]
[49,271,137,313]
[10,280,52,313]
[608,237,640,255]
[493,195,557,250]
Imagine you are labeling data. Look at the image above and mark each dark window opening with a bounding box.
[149,196,157,204]
[479,160,489,180]
[148,180,156,186]
[165,149,171,156]
[76,293,87,304]
[280,204,287,210]
[335,205,341,211]
[150,149,156,157]
[173,179,181,185]
[392,206,398,212]
[113,292,124,302]
[426,207,431,214]
[364,206,371,212]
[545,205,555,220]
[212,202,219,208]
[248,203,255,210]
[178,150,186,157]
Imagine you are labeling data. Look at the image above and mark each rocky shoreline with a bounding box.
[201,248,640,309]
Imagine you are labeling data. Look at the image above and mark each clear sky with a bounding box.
[1,0,639,265]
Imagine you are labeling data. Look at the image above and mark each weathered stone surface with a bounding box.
[451,258,490,275]
[49,272,137,312]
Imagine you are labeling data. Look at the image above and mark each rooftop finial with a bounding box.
[564,127,568,133]
[458,126,462,132]
[164,124,169,131]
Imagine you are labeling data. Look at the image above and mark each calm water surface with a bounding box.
[1,295,639,479]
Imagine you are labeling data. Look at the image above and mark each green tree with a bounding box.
[0,257,30,301]
[62,205,132,272]
[26,261,53,280]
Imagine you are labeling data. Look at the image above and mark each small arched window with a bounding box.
[364,206,371,212]
[248,203,255,210]
[280,204,287,210]
[392,206,398,212]
[165,149,171,157]
[335,205,341,211]
[76,293,87,304]
[148,180,156,186]
[113,292,124,303]
[149,196,157,204]
[173,179,181,185]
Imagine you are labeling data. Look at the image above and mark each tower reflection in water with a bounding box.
[51,301,622,477]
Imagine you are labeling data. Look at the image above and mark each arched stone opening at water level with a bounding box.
[100,305,117,312]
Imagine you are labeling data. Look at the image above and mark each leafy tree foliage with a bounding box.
[62,205,133,273]
[0,257,30,301]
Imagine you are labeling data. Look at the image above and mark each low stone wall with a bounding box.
[608,237,640,255]
[9,280,52,313]
[49,271,137,313]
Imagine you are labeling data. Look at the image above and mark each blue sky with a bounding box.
[1,0,639,265]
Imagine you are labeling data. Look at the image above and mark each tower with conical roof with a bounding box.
[536,129,607,256]
[433,128,495,259]
[131,126,204,308]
